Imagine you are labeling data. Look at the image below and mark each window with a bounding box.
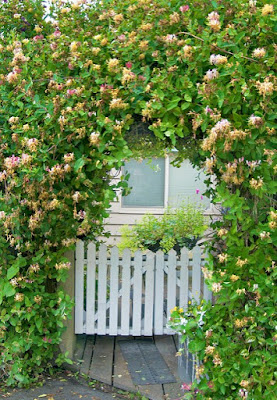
[122,157,209,208]
[122,158,165,207]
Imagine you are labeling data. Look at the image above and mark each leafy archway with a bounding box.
[0,0,276,397]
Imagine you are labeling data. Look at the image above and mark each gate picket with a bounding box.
[97,244,107,335]
[121,248,131,335]
[154,250,164,335]
[109,246,119,335]
[203,250,213,303]
[191,246,201,303]
[86,242,96,334]
[144,252,154,335]
[75,240,84,334]
[167,249,177,320]
[180,247,189,311]
[133,250,143,336]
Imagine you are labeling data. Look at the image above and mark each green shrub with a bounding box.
[118,203,208,253]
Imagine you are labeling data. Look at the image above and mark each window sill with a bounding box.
[118,207,166,214]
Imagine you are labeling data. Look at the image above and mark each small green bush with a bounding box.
[118,203,208,253]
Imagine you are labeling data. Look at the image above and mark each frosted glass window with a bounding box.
[122,159,165,207]
[168,160,209,207]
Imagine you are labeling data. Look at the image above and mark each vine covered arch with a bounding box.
[0,0,276,398]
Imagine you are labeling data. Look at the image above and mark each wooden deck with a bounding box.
[73,335,183,400]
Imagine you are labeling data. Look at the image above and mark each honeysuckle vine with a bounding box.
[0,0,276,397]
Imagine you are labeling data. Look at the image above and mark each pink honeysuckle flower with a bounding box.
[138,75,146,81]
[196,189,200,194]
[181,382,192,391]
[118,34,126,42]
[33,34,44,42]
[53,29,61,37]
[50,43,57,51]
[205,106,213,114]
[239,389,248,399]
[180,5,190,12]
[67,89,77,96]
[125,62,132,69]
[100,84,114,92]
[207,381,214,389]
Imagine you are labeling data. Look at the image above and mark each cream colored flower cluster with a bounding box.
[207,11,221,32]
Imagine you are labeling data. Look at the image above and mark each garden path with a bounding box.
[74,335,183,400]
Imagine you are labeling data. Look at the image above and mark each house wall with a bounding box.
[99,167,220,246]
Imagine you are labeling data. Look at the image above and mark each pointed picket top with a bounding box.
[110,245,119,257]
[99,243,108,253]
[122,247,131,258]
[180,246,189,254]
[156,249,165,257]
[192,245,202,256]
[168,248,177,257]
[88,241,96,252]
[146,249,154,257]
[134,248,142,258]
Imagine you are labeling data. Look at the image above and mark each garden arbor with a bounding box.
[0,1,276,399]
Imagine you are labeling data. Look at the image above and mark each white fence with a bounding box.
[75,242,212,336]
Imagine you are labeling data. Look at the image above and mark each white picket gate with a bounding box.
[75,242,212,336]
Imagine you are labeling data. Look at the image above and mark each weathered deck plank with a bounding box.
[73,334,86,372]
[113,336,137,392]
[80,335,95,376]
[155,336,182,400]
[89,336,114,385]
[137,384,164,400]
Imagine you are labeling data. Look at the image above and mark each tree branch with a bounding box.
[176,31,258,63]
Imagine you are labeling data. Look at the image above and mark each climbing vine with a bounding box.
[0,0,276,396]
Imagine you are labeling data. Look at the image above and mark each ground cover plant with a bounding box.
[0,0,276,398]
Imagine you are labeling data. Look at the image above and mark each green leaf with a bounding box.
[3,282,15,297]
[184,93,192,102]
[14,374,25,383]
[188,339,205,352]
[181,102,191,110]
[218,91,225,107]
[74,158,85,171]
[35,317,42,331]
[235,32,245,44]
[7,265,19,280]
[167,97,181,110]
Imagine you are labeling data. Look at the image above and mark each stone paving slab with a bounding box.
[0,374,125,400]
